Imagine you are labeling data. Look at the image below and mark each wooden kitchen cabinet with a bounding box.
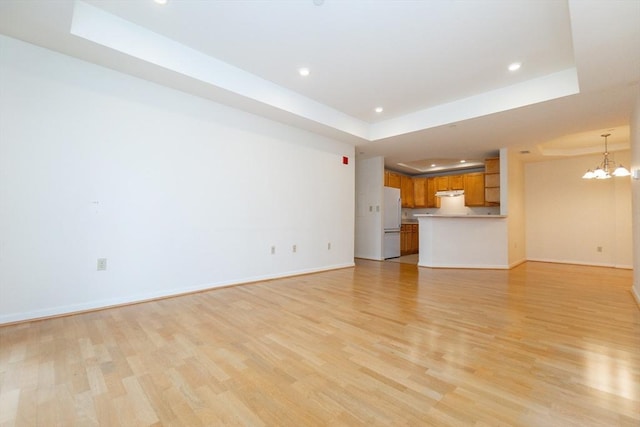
[401,225,410,255]
[400,223,419,255]
[435,174,463,191]
[412,177,439,208]
[463,172,485,206]
[426,177,439,208]
[400,175,414,208]
[385,170,401,188]
[435,176,449,191]
[485,158,500,174]
[413,177,427,207]
[484,157,500,205]
[410,224,419,254]
[449,174,464,190]
[385,170,415,208]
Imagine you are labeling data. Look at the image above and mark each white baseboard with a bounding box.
[526,257,632,269]
[417,262,509,269]
[354,255,384,261]
[0,262,355,325]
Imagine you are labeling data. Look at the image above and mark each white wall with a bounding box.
[525,151,632,268]
[354,156,384,260]
[0,35,355,324]
[631,88,640,304]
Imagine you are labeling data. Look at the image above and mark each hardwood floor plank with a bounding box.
[0,260,638,425]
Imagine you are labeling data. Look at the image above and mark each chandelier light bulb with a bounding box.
[612,165,631,177]
[582,170,595,179]
[593,168,608,179]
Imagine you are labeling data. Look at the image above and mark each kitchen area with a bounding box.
[355,153,510,268]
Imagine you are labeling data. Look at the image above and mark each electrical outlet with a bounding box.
[271,246,276,255]
[292,244,297,253]
[97,258,107,271]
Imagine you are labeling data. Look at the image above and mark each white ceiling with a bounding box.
[1,0,638,174]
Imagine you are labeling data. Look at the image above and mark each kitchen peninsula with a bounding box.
[415,214,508,269]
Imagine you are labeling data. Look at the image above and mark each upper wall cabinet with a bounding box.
[426,178,439,208]
[449,175,464,190]
[385,170,401,188]
[484,157,500,205]
[400,175,414,208]
[463,172,485,206]
[413,177,427,207]
[435,174,464,191]
[385,170,413,207]
[414,177,439,208]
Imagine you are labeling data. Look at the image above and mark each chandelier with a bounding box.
[582,133,630,179]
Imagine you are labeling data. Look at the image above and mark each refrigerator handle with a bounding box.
[397,197,401,228]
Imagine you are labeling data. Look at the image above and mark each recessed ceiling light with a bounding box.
[298,67,310,77]
[375,107,384,113]
[508,62,521,72]
[154,0,168,5]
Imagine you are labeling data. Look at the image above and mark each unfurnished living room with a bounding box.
[1,1,639,426]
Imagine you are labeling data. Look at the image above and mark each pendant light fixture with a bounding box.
[581,133,630,179]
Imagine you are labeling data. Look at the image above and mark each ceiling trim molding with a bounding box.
[369,68,580,141]
[70,0,370,140]
[70,0,582,148]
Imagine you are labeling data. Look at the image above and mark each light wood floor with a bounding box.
[1,260,638,426]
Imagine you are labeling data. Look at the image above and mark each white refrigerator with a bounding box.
[383,186,401,259]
